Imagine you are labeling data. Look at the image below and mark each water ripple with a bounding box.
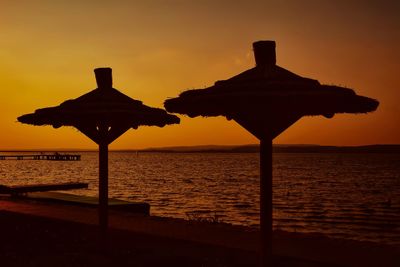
[0,152,399,245]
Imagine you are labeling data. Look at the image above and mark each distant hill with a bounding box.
[139,144,400,153]
[2,144,400,153]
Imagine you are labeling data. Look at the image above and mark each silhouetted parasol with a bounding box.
[164,41,379,266]
[18,68,180,235]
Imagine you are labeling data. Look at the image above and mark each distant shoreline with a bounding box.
[1,144,400,153]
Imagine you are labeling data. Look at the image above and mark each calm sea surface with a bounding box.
[1,152,399,245]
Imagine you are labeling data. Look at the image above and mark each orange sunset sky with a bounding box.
[0,0,399,150]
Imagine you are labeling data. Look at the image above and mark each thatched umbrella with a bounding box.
[18,68,180,235]
[164,41,379,266]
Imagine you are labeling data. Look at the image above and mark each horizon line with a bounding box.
[1,143,399,152]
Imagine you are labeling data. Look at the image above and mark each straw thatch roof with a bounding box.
[18,68,180,130]
[164,41,379,120]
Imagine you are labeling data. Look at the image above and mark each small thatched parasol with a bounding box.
[18,68,180,235]
[165,41,378,266]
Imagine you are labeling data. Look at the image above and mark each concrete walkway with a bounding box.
[0,196,398,267]
[0,196,258,250]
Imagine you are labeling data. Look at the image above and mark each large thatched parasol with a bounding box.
[164,41,379,266]
[18,68,180,235]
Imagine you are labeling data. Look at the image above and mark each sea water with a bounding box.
[0,152,399,245]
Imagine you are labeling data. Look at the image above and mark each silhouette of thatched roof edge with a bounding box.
[164,40,379,119]
[18,102,179,129]
[165,83,378,118]
[18,70,180,129]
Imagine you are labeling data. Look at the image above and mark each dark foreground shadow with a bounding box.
[0,211,340,267]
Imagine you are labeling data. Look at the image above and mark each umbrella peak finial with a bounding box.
[253,41,276,67]
[94,68,113,89]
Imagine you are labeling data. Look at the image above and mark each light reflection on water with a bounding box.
[0,152,399,245]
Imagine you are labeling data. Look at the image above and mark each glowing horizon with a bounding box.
[1,1,399,149]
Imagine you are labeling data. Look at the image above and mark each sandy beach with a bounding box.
[0,196,398,267]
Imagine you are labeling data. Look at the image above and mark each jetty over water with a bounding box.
[0,154,81,161]
[0,182,88,196]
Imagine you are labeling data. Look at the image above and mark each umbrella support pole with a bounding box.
[260,138,273,266]
[99,142,109,240]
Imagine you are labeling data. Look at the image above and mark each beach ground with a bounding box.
[0,196,398,267]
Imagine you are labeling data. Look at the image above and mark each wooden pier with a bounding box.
[0,182,88,195]
[0,154,81,161]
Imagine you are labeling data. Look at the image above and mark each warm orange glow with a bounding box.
[0,1,399,149]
